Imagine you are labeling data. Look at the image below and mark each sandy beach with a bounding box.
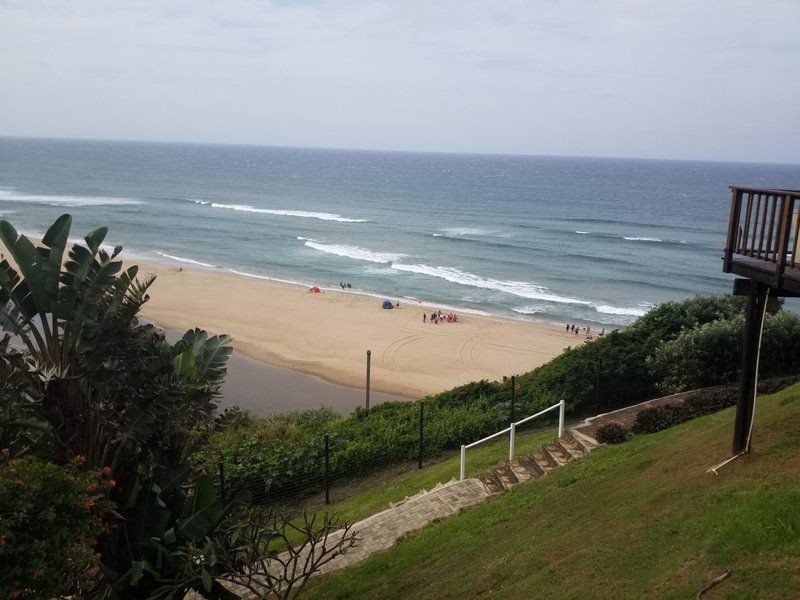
[135,259,573,399]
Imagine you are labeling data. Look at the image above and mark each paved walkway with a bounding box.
[189,478,490,599]
[317,477,489,573]
[572,384,732,441]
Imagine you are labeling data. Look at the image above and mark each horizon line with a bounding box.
[1,133,798,168]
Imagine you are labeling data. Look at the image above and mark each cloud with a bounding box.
[0,0,798,163]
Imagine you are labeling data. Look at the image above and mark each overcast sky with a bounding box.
[1,0,798,163]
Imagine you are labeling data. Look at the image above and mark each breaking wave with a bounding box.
[208,203,367,222]
[594,303,653,317]
[389,263,589,305]
[301,238,407,263]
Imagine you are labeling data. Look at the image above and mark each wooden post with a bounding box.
[723,188,743,271]
[365,350,371,411]
[732,282,770,455]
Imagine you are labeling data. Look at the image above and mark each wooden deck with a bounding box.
[723,187,800,294]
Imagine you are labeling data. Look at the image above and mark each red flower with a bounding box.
[86,483,97,492]
[108,479,116,488]
[75,455,86,463]
[85,499,95,509]
[103,466,112,474]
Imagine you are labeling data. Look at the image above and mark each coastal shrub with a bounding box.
[0,457,114,600]
[648,311,800,394]
[631,404,686,434]
[201,390,505,499]
[595,422,629,444]
[198,409,328,499]
[682,388,737,418]
[511,295,751,419]
[756,374,800,396]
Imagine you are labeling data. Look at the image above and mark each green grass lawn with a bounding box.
[306,384,800,599]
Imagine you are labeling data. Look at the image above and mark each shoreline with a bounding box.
[134,257,576,399]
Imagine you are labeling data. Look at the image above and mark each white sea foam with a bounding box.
[209,203,367,222]
[389,263,590,305]
[0,188,142,207]
[575,231,590,235]
[154,251,216,268]
[594,304,652,317]
[439,227,494,236]
[623,236,662,242]
[190,199,211,205]
[303,239,407,264]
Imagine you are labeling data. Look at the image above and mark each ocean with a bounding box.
[2,137,799,328]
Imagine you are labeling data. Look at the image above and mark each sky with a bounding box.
[0,0,798,163]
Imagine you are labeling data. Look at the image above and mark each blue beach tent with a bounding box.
[382,299,394,309]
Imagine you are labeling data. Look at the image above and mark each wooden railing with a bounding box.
[724,187,800,288]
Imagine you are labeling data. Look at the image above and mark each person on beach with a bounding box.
[423,313,426,323]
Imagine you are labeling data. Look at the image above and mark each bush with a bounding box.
[595,422,629,444]
[682,388,737,418]
[649,311,800,394]
[0,457,114,599]
[631,404,686,434]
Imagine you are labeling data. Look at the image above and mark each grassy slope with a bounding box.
[308,384,800,599]
[306,428,555,527]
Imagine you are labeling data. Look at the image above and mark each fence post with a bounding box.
[365,350,371,411]
[509,422,516,460]
[558,399,565,438]
[324,434,330,505]
[511,375,516,423]
[460,445,466,480]
[418,400,424,469]
[218,462,226,502]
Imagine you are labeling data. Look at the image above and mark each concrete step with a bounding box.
[494,464,520,490]
[555,437,585,460]
[517,455,546,478]
[531,450,557,472]
[478,471,505,495]
[567,428,599,452]
[542,443,571,466]
[507,457,542,483]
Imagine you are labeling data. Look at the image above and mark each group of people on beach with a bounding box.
[339,282,352,289]
[566,323,605,341]
[424,310,458,324]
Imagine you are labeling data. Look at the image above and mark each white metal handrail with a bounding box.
[459,399,565,480]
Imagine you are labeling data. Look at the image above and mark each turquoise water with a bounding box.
[2,137,799,327]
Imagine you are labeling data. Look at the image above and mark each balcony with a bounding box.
[723,186,800,294]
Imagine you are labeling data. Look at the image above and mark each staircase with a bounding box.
[478,429,598,493]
